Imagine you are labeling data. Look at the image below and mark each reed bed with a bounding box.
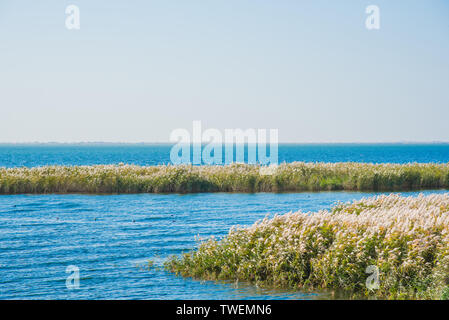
[0,162,449,194]
[165,194,449,299]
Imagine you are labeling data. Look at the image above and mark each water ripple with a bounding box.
[1,190,447,299]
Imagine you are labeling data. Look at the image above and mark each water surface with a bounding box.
[1,190,446,299]
[1,143,448,167]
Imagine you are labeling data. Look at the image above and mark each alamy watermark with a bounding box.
[65,5,80,30]
[365,5,380,30]
[169,121,278,165]
[365,265,380,290]
[66,265,80,289]
[63,5,379,31]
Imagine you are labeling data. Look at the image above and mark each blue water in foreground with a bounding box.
[1,143,449,167]
[1,190,447,300]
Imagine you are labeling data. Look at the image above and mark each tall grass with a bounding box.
[0,162,449,194]
[165,194,449,299]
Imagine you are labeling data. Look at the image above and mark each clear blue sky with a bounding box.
[0,0,448,143]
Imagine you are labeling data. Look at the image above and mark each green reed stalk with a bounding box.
[0,162,448,194]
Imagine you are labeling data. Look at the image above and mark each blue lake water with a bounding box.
[1,144,448,299]
[1,190,448,300]
[1,143,449,167]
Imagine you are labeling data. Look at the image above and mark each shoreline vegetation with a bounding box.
[165,194,449,299]
[1,162,449,194]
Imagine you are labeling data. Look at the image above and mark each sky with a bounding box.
[0,0,448,143]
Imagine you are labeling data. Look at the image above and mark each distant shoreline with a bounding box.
[1,142,449,146]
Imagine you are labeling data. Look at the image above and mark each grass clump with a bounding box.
[0,162,449,194]
[165,194,449,299]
